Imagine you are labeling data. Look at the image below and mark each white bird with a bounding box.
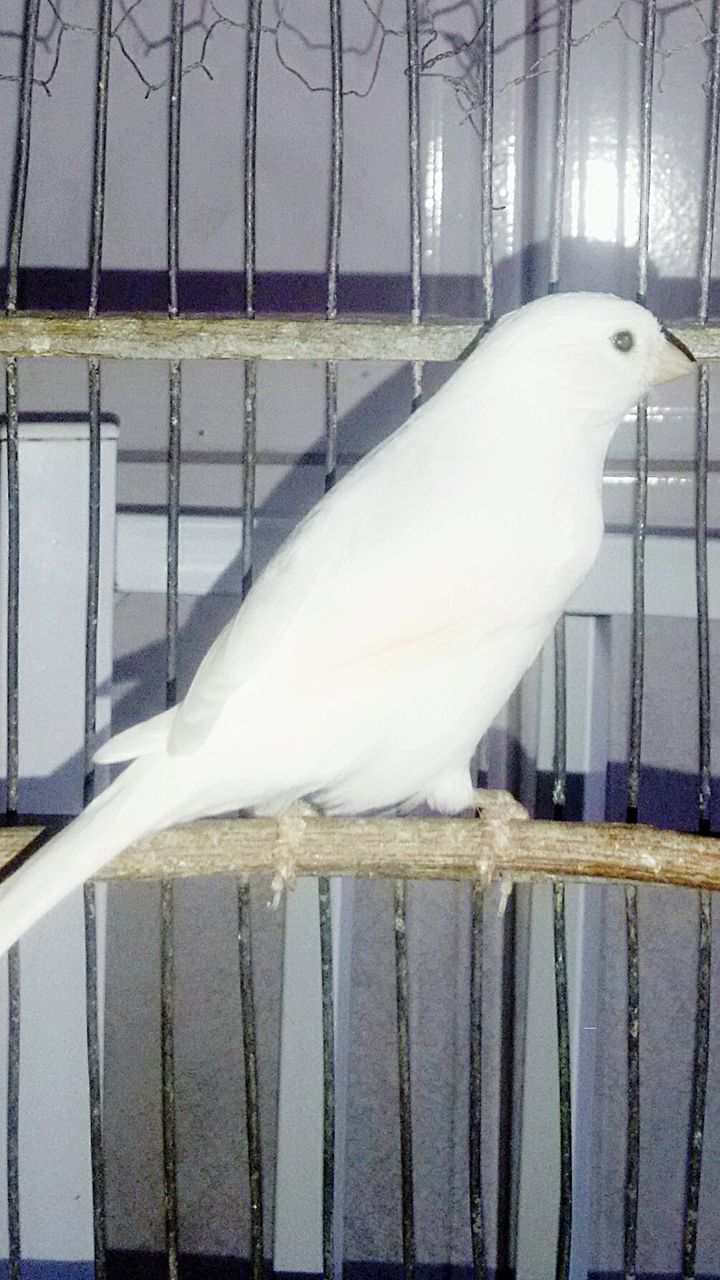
[0,292,694,951]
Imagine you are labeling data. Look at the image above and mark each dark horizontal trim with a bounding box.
[589,1274,720,1280]
[0,1266,95,1280]
[0,269,487,318]
[3,1262,718,1280]
[104,1259,495,1280]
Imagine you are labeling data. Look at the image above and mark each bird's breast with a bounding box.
[459,476,605,629]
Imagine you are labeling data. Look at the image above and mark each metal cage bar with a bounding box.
[480,0,494,326]
[159,5,186,1276]
[392,7,423,1277]
[323,0,344,492]
[160,877,179,1280]
[470,2,496,1275]
[241,0,263,598]
[683,0,720,1269]
[552,881,572,1280]
[469,882,486,1280]
[238,877,265,1280]
[318,873,336,1280]
[406,0,422,411]
[4,3,41,1275]
[83,2,114,1273]
[394,878,416,1280]
[6,944,19,1280]
[547,6,574,1279]
[319,2,345,1275]
[240,9,265,1276]
[624,7,658,1278]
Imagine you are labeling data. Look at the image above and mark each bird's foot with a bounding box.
[471,790,527,916]
[270,800,319,907]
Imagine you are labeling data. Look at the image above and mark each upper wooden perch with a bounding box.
[0,313,713,363]
[0,793,718,891]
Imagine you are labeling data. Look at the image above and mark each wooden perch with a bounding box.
[0,313,479,362]
[0,313,712,363]
[1,800,719,891]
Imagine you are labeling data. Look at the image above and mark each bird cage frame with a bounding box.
[2,2,720,1280]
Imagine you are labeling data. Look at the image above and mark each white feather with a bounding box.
[0,292,694,951]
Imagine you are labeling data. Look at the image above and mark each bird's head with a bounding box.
[476,292,695,434]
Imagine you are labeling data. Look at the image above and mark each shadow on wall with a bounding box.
[0,232,713,316]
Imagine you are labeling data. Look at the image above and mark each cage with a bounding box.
[0,2,719,1279]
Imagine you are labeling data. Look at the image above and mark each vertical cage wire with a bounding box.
[4,0,40,317]
[394,878,416,1280]
[406,0,422,411]
[84,350,104,1277]
[479,0,494,326]
[627,0,657,812]
[392,8,423,1278]
[4,360,20,1280]
[160,875,179,1280]
[318,873,336,1280]
[469,3,496,1277]
[241,0,262,599]
[551,624,567,816]
[159,5,185,1277]
[546,5,573,1279]
[6,943,19,1280]
[552,880,572,1280]
[239,7,265,1275]
[624,881,641,1280]
[624,8,657,1279]
[83,2,114,1274]
[473,7,524,1278]
[319,3,344,1276]
[166,0,185,706]
[4,0,42,815]
[694,0,720,837]
[469,882,486,1280]
[683,890,711,1280]
[238,877,264,1280]
[682,4,720,1270]
[4,4,41,1276]
[547,0,572,300]
[323,0,343,491]
[2,348,19,818]
[84,352,102,809]
[550,0,569,806]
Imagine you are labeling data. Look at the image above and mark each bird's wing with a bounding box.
[165,409,501,755]
[95,707,176,764]
[167,474,538,757]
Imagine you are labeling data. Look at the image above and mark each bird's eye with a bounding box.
[612,329,635,353]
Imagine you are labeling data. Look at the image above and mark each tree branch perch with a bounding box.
[0,811,718,891]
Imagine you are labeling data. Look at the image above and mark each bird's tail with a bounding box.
[0,757,177,955]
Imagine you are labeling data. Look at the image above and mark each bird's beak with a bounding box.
[653,326,696,384]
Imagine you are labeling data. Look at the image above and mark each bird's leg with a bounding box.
[270,799,320,906]
[471,790,528,917]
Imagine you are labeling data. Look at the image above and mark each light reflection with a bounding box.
[570,150,638,246]
[423,131,444,261]
[500,132,517,257]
